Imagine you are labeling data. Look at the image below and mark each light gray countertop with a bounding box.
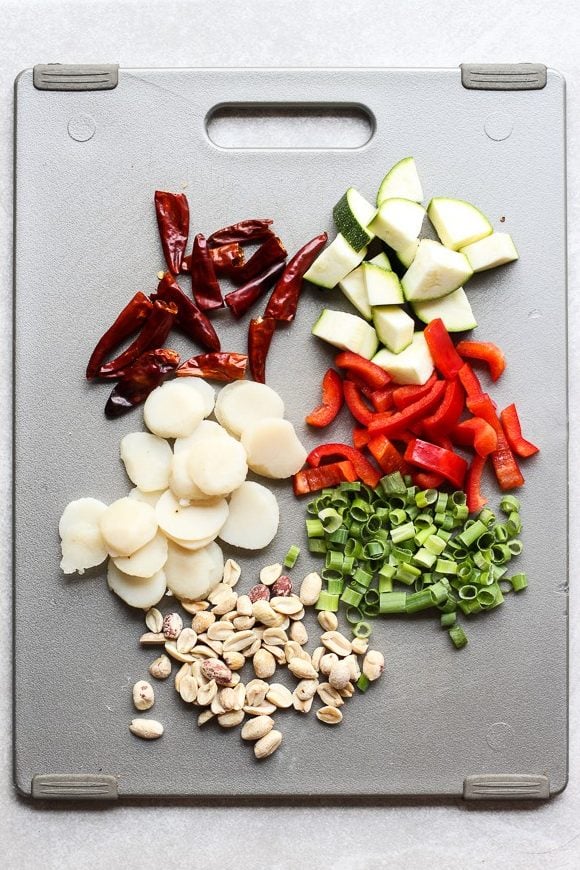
[1,1,579,867]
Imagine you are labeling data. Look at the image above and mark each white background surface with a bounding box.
[1,1,579,867]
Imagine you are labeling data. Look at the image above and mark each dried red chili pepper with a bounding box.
[306,443,381,488]
[499,403,539,458]
[225,261,286,319]
[97,299,178,378]
[86,292,153,380]
[248,316,277,384]
[190,233,223,311]
[305,369,344,428]
[104,348,179,418]
[232,235,287,285]
[177,352,248,382]
[264,232,328,322]
[335,351,391,391]
[207,219,274,248]
[182,243,246,278]
[154,272,220,352]
[154,191,189,275]
[293,460,357,496]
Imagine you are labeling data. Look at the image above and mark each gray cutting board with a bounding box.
[13,65,567,800]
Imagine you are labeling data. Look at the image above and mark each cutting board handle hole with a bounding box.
[206,103,374,150]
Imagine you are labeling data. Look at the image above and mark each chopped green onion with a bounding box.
[390,522,416,544]
[379,591,407,613]
[507,540,523,556]
[321,568,343,583]
[457,519,487,548]
[353,620,372,639]
[424,534,447,556]
[326,578,344,595]
[308,538,327,554]
[388,508,407,527]
[283,545,300,568]
[435,559,457,575]
[440,611,457,628]
[306,518,324,538]
[328,527,349,547]
[500,495,521,514]
[477,588,496,607]
[394,563,421,585]
[412,547,437,570]
[314,591,339,612]
[341,586,362,607]
[345,604,363,624]
[415,488,438,508]
[448,624,468,648]
[345,538,363,559]
[509,572,528,592]
[356,674,370,692]
[478,507,496,526]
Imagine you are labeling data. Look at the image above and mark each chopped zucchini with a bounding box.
[412,287,477,332]
[333,187,377,251]
[339,266,371,320]
[427,197,493,251]
[312,309,379,359]
[377,157,423,205]
[460,232,519,272]
[304,234,367,289]
[372,306,415,353]
[362,263,404,306]
[368,251,392,271]
[369,198,426,252]
[372,332,434,385]
[401,239,473,302]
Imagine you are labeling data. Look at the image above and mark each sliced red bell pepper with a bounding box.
[392,373,438,410]
[500,403,540,458]
[451,418,497,457]
[306,443,381,488]
[467,393,524,491]
[456,340,506,382]
[305,369,344,428]
[368,379,446,437]
[292,460,356,496]
[457,362,483,399]
[334,351,391,390]
[352,427,370,449]
[421,379,465,440]
[370,385,396,413]
[404,438,468,489]
[413,471,444,489]
[465,454,488,512]
[424,319,464,379]
[367,435,408,475]
[343,380,376,427]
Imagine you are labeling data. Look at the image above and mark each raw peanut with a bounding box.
[233,615,255,631]
[245,638,262,657]
[260,563,282,586]
[253,648,276,679]
[189,645,216,660]
[351,637,369,656]
[317,611,338,632]
[320,631,352,657]
[218,687,236,711]
[262,627,288,647]
[316,706,343,725]
[254,729,282,759]
[176,627,198,654]
[174,662,191,692]
[241,715,274,741]
[211,694,226,715]
[284,641,310,663]
[164,642,194,663]
[222,672,241,687]
[363,650,385,682]
[191,660,209,686]
[179,674,198,704]
[311,646,325,670]
[200,637,223,656]
[192,611,216,634]
[222,630,257,654]
[270,595,302,616]
[197,710,215,726]
[145,607,163,634]
[139,632,166,646]
[181,600,209,615]
[295,679,319,701]
[262,644,286,665]
[197,680,217,706]
[218,710,245,728]
[288,606,305,622]
[208,583,231,605]
[287,657,318,680]
[221,610,237,623]
[328,660,351,691]
[162,612,183,640]
[232,683,246,710]
[212,592,238,616]
[253,626,265,642]
[149,654,171,680]
[245,679,270,707]
[207,621,236,641]
[271,575,292,597]
[289,621,308,645]
[278,617,291,631]
[201,658,233,685]
[345,653,361,681]
[320,653,339,675]
[129,718,163,739]
[338,682,355,698]
[317,682,344,707]
[266,683,293,708]
[293,694,313,714]
[252,599,279,626]
[223,651,245,671]
[132,680,155,711]
[223,558,241,587]
[236,595,253,617]
[244,703,277,716]
[299,571,322,606]
[249,584,270,603]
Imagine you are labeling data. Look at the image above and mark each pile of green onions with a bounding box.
[305,472,527,649]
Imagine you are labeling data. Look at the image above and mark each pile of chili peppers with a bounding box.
[86,190,327,416]
[297,318,539,510]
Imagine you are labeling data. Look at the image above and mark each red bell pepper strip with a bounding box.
[231,235,287,285]
[86,292,153,379]
[467,393,525,491]
[457,362,483,399]
[367,435,408,475]
[305,369,344,428]
[413,471,445,489]
[248,316,277,384]
[465,454,488,512]
[404,438,468,489]
[370,385,396,413]
[224,261,285,319]
[154,272,220,352]
[421,379,465,440]
[343,380,376,426]
[177,352,247,381]
[352,427,370,449]
[306,442,380,488]
[451,418,497,457]
[264,232,328,322]
[456,340,506,382]
[104,348,180,418]
[207,219,274,248]
[393,373,438,410]
[97,300,177,378]
[500,403,540,458]
[424,319,464,379]
[368,379,446,437]
[293,460,357,496]
[154,191,190,275]
[190,233,224,311]
[334,351,391,390]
